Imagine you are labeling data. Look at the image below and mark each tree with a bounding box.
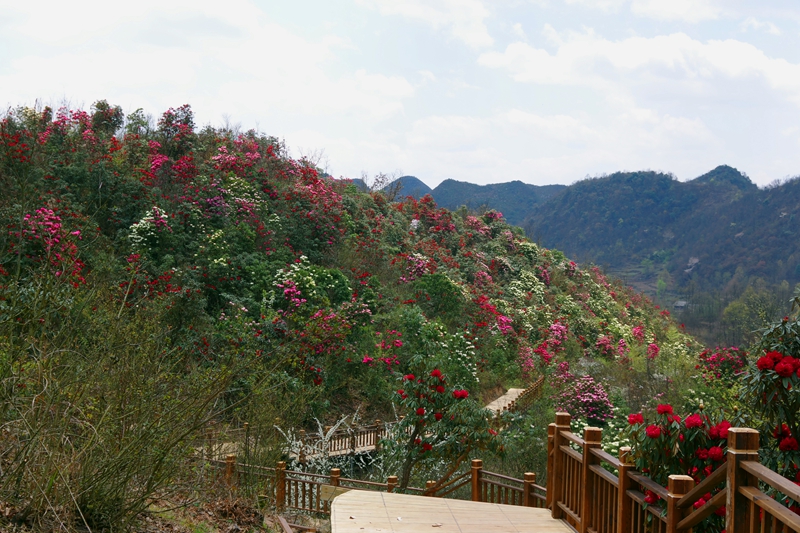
[380,353,503,490]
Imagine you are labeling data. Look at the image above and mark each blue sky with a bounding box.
[2,0,800,187]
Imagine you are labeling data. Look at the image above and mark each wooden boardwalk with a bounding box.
[485,388,525,414]
[331,490,570,533]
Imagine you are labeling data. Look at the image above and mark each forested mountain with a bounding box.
[523,166,800,345]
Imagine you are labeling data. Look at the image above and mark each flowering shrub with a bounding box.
[380,353,501,489]
[623,405,735,532]
[697,347,747,383]
[552,363,614,426]
[743,307,800,480]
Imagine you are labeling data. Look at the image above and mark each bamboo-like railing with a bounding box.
[547,411,800,533]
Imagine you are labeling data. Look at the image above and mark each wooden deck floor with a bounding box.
[331,490,571,533]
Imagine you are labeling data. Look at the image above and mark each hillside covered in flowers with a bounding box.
[0,102,719,529]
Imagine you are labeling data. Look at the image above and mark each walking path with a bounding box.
[331,490,570,533]
[485,388,525,414]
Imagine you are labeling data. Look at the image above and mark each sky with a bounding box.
[2,1,800,187]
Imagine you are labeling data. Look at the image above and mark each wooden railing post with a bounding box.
[225,454,237,489]
[426,480,436,496]
[666,475,694,533]
[276,461,286,512]
[350,428,357,454]
[551,412,571,520]
[580,427,603,533]
[617,447,633,533]
[523,473,536,507]
[298,429,307,464]
[726,428,759,533]
[546,423,556,509]
[471,459,483,501]
[330,467,341,487]
[387,475,398,493]
[374,420,382,451]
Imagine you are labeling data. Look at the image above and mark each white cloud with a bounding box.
[629,0,722,23]
[478,29,800,106]
[356,0,494,48]
[512,23,527,40]
[0,1,414,123]
[740,17,782,36]
[563,0,723,22]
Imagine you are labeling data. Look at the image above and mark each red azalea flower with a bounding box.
[416,407,426,416]
[780,437,799,452]
[767,351,784,363]
[715,505,727,516]
[489,428,498,436]
[695,448,709,460]
[685,414,703,429]
[776,359,796,377]
[628,413,644,425]
[434,412,443,421]
[430,369,443,379]
[403,373,415,381]
[774,423,791,439]
[646,425,661,438]
[708,446,724,462]
[436,385,445,394]
[714,421,731,440]
[757,356,775,371]
[422,442,433,451]
[657,404,673,415]
[693,498,706,509]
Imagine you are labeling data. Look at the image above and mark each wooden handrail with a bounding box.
[740,461,800,503]
[676,488,726,531]
[676,464,725,509]
[628,472,669,500]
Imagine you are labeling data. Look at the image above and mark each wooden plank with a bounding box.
[676,465,725,509]
[590,448,621,469]
[561,445,584,463]
[741,461,800,504]
[629,472,669,500]
[739,486,800,531]
[677,488,726,530]
[589,464,619,488]
[320,484,351,501]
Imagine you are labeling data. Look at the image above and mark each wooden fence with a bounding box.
[547,411,800,533]
[208,455,545,516]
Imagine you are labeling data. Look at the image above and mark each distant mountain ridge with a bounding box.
[523,165,800,291]
[384,176,566,226]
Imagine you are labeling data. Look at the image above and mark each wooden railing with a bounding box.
[209,455,545,515]
[547,411,800,533]
[470,459,546,507]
